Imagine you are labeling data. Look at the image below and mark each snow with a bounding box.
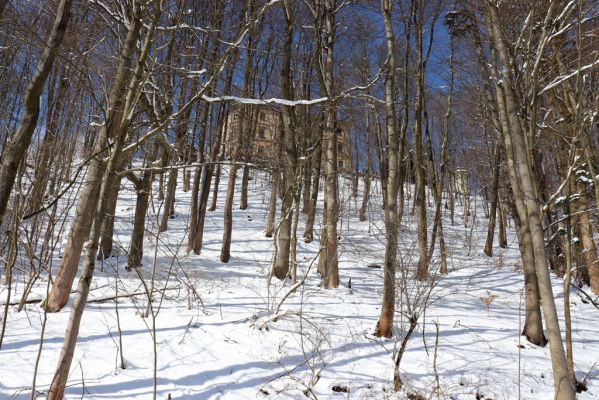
[201,95,329,107]
[0,167,598,399]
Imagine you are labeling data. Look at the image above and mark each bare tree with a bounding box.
[272,0,298,280]
[374,0,402,338]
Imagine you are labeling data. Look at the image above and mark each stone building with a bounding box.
[224,105,353,173]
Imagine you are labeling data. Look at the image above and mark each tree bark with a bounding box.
[98,173,122,259]
[358,110,371,222]
[127,144,160,269]
[573,170,599,293]
[272,1,297,280]
[265,169,279,238]
[414,1,429,281]
[303,132,322,243]
[319,0,339,288]
[374,0,401,338]
[484,142,501,257]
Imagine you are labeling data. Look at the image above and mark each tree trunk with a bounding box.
[573,171,599,293]
[0,0,8,21]
[414,2,429,281]
[98,174,122,259]
[127,144,159,269]
[127,177,152,270]
[303,134,322,243]
[48,113,127,400]
[319,0,339,289]
[191,101,229,255]
[272,1,297,280]
[484,142,501,257]
[44,8,141,313]
[159,167,177,232]
[509,199,546,345]
[498,200,507,248]
[374,0,400,338]
[487,4,575,397]
[29,68,70,214]
[239,165,251,210]
[220,164,237,263]
[49,4,161,394]
[0,0,72,228]
[359,105,372,222]
[265,169,279,238]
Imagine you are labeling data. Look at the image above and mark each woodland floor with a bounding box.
[0,167,598,399]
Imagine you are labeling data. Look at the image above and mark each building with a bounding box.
[224,105,353,173]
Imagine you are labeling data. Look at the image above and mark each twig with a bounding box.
[23,142,114,220]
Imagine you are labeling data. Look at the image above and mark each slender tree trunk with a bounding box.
[272,1,297,280]
[265,169,279,237]
[301,137,312,214]
[484,142,501,257]
[193,98,229,255]
[29,69,70,214]
[563,187,577,387]
[0,0,72,228]
[48,118,126,400]
[359,134,371,223]
[159,167,177,232]
[319,0,339,288]
[414,2,429,281]
[157,173,165,201]
[127,177,152,270]
[303,134,322,243]
[220,163,237,263]
[44,13,141,312]
[0,0,8,21]
[98,174,122,259]
[220,2,254,262]
[49,4,161,394]
[573,171,599,293]
[209,165,221,211]
[239,165,251,210]
[188,102,210,252]
[493,61,546,347]
[374,0,400,338]
[127,144,160,269]
[498,199,507,248]
[487,4,575,397]
[509,199,546,345]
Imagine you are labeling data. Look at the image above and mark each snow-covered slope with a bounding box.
[0,167,597,399]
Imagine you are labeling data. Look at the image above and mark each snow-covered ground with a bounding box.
[1,166,598,399]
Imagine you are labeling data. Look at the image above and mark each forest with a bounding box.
[0,0,598,399]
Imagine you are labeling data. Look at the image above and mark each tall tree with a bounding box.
[485,2,576,398]
[272,0,298,280]
[44,6,143,312]
[375,0,401,338]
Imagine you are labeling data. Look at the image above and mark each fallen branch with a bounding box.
[256,249,322,330]
[2,286,180,307]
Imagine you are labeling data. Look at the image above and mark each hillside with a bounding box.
[0,167,597,400]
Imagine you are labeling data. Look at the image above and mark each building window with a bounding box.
[259,111,266,121]
[337,143,343,152]
[338,160,343,169]
[258,128,266,139]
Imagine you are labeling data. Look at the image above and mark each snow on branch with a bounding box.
[201,95,328,106]
[539,58,599,95]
